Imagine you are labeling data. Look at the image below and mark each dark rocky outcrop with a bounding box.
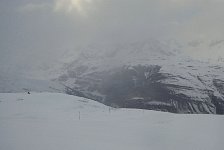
[63,64,224,114]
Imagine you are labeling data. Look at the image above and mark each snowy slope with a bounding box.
[0,93,224,150]
[184,39,224,63]
[0,73,63,93]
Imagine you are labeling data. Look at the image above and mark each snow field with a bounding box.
[0,93,223,150]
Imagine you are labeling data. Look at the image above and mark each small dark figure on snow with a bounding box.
[28,91,30,94]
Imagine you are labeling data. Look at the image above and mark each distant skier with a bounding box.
[28,91,30,94]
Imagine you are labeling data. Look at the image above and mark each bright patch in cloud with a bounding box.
[54,0,93,15]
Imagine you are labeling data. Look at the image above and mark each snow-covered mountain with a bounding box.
[54,40,224,114]
[184,39,224,63]
[1,39,224,114]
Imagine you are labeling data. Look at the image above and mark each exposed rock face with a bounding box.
[57,41,224,114]
[63,64,224,114]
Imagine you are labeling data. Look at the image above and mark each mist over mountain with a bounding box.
[1,0,224,114]
[1,2,224,150]
[47,40,224,114]
[1,0,224,73]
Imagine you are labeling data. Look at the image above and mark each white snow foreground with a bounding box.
[0,93,223,150]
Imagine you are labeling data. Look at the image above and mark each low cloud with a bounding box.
[18,2,51,12]
[18,0,98,16]
[1,0,224,77]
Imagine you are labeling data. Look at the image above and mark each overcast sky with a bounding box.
[1,0,224,76]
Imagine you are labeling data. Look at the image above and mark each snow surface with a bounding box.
[0,93,224,150]
[0,73,64,93]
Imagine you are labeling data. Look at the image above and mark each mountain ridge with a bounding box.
[1,39,224,114]
[53,40,224,114]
